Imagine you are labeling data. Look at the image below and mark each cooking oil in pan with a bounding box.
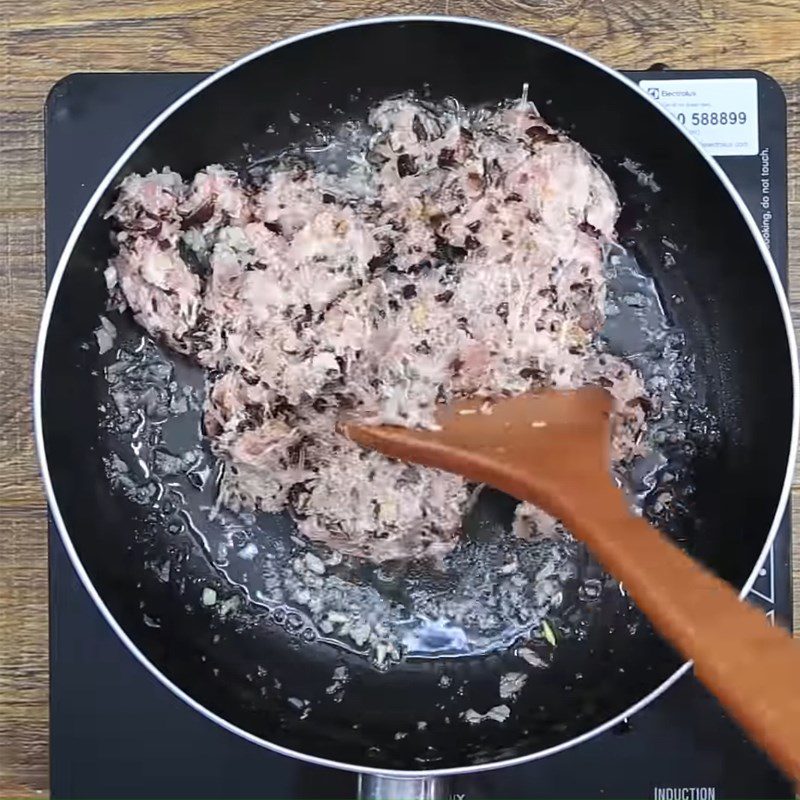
[97,231,714,670]
[96,83,714,669]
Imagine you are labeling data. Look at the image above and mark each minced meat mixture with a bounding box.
[104,95,650,563]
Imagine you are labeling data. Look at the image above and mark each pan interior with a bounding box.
[93,91,714,672]
[40,20,793,771]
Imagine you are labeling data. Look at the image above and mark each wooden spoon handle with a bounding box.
[342,390,800,774]
[560,483,800,780]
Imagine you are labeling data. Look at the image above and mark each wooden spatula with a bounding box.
[341,387,800,780]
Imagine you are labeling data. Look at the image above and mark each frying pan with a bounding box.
[34,16,798,798]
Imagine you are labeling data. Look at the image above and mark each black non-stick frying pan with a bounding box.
[35,16,797,796]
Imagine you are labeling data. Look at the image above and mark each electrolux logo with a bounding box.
[654,787,716,800]
[644,86,698,99]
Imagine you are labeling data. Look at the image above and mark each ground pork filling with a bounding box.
[105,95,650,564]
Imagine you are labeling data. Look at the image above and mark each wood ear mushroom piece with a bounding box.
[342,387,800,781]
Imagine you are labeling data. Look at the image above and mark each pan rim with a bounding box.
[33,14,800,778]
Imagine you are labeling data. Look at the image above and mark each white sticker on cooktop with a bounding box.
[638,78,759,156]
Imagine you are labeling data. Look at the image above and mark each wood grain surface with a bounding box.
[2,0,800,795]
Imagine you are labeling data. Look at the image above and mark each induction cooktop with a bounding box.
[45,68,790,799]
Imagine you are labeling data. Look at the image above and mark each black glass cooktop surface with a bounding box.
[45,70,790,799]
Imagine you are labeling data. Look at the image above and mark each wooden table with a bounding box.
[2,0,799,795]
